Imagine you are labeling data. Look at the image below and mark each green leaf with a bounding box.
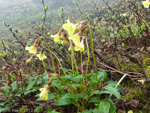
[72,75,83,82]
[92,90,112,95]
[105,81,117,87]
[97,70,107,82]
[60,67,68,72]
[51,82,62,90]
[1,86,11,96]
[55,94,74,106]
[61,75,74,81]
[11,81,18,91]
[99,100,110,113]
[48,93,57,100]
[75,92,88,100]
[68,84,84,88]
[89,97,100,103]
[93,108,100,113]
[34,106,43,113]
[0,105,13,112]
[26,76,38,91]
[103,85,121,99]
[108,99,116,113]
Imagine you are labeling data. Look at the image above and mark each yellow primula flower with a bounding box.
[51,34,60,42]
[142,0,150,8]
[62,19,76,36]
[74,40,85,52]
[37,53,47,61]
[69,34,80,46]
[39,87,48,100]
[25,46,37,55]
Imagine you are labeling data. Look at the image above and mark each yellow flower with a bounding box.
[62,19,76,36]
[74,40,85,52]
[128,110,133,113]
[69,34,80,46]
[25,46,37,55]
[143,0,150,8]
[138,79,145,84]
[39,87,48,100]
[37,53,47,61]
[51,34,60,42]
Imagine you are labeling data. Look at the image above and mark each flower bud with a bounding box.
[68,45,73,52]
[61,38,67,45]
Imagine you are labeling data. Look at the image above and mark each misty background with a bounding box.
[0,0,113,37]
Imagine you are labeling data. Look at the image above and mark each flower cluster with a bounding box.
[25,39,47,63]
[142,0,150,8]
[51,19,86,52]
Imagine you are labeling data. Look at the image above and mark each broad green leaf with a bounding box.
[92,90,112,95]
[48,93,57,100]
[34,106,43,113]
[89,97,100,103]
[55,94,74,106]
[26,76,38,91]
[105,81,117,87]
[72,75,83,82]
[97,70,107,82]
[93,108,100,113]
[103,85,121,99]
[1,86,11,96]
[60,67,68,72]
[84,109,93,113]
[68,84,84,88]
[0,105,13,112]
[75,92,88,100]
[108,99,116,113]
[61,75,74,81]
[99,100,110,113]
[11,81,17,91]
[51,82,63,90]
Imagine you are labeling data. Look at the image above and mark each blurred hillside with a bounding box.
[0,0,113,37]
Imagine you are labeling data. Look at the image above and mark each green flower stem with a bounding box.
[51,50,66,75]
[73,49,78,73]
[71,47,74,74]
[88,25,97,80]
[43,38,56,73]
[42,60,48,77]
[85,38,90,81]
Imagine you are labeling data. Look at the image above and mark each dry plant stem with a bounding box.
[109,74,127,98]
[81,63,85,113]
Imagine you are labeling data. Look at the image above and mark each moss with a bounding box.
[122,87,144,100]
[142,54,150,77]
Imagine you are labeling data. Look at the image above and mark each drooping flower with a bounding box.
[25,45,37,55]
[37,53,47,61]
[51,34,60,43]
[74,39,85,52]
[62,19,76,36]
[69,33,80,46]
[39,87,49,100]
[142,0,150,8]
